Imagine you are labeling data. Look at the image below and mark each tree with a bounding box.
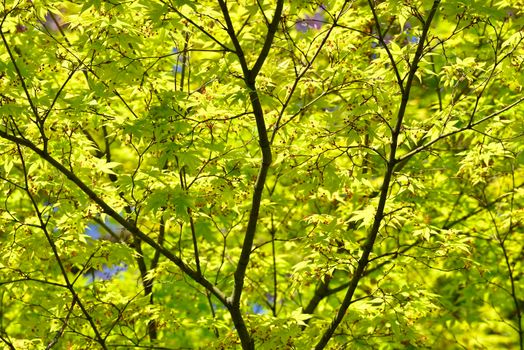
[1,0,523,349]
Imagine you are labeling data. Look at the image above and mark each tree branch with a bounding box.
[314,1,441,348]
[0,129,228,306]
[217,1,283,348]
[396,95,524,164]
[16,144,108,349]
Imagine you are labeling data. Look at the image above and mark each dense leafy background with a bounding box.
[1,0,523,349]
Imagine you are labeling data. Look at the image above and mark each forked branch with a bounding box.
[314,1,441,348]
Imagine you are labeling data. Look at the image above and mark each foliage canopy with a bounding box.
[1,0,524,349]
